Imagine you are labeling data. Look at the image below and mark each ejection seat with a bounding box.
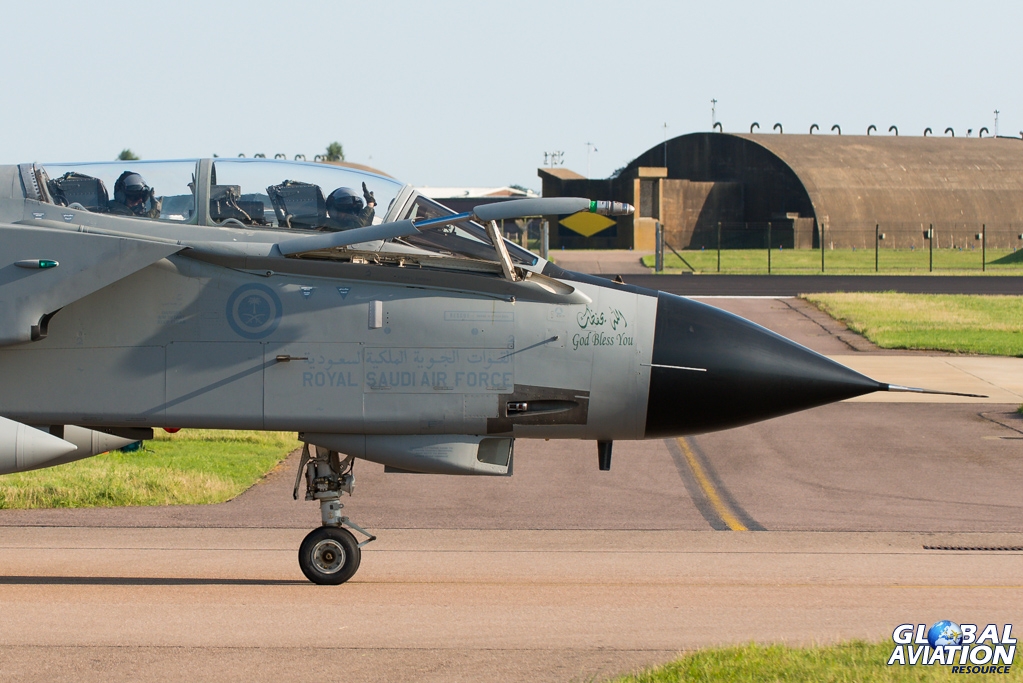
[209,184,268,226]
[47,172,110,212]
[266,180,326,230]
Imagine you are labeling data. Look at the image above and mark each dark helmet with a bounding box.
[113,171,152,213]
[326,187,364,216]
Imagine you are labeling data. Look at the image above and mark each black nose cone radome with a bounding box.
[645,292,884,438]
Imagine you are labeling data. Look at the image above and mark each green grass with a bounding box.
[611,641,1021,682]
[992,250,1023,265]
[0,430,299,509]
[803,293,1023,356]
[641,247,1023,274]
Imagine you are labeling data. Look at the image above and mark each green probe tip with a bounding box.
[39,260,58,268]
[588,201,597,213]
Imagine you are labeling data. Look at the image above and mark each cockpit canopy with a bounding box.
[26,157,539,270]
[42,160,202,221]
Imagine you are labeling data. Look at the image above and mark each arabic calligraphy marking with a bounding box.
[572,304,632,348]
[576,304,629,330]
[576,305,605,329]
[609,308,628,330]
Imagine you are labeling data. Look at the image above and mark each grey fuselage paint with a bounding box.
[0,159,885,447]
[0,253,657,441]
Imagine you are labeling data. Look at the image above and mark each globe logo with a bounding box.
[928,620,963,647]
[226,284,282,339]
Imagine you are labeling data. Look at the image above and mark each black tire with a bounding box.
[298,526,361,585]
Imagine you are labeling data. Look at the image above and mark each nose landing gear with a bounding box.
[299,526,360,584]
[293,443,375,585]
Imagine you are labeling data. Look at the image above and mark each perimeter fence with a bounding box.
[652,221,1023,274]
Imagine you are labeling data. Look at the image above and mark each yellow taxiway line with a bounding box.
[676,437,748,532]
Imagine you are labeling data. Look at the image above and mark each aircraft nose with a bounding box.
[644,292,883,438]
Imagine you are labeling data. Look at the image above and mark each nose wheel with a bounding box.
[298,526,361,585]
[293,443,376,585]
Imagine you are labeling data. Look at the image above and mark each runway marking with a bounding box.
[675,438,748,532]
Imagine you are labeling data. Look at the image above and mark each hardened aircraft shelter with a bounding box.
[539,132,1023,250]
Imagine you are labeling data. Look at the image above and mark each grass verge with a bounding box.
[802,293,1023,356]
[611,641,1022,682]
[641,248,1023,274]
[0,430,299,509]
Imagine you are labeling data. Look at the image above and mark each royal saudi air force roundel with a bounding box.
[226,284,283,339]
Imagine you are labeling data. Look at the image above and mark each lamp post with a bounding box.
[662,123,668,167]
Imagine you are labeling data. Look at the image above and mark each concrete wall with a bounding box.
[660,180,744,248]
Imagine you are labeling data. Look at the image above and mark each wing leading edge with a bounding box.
[0,225,183,346]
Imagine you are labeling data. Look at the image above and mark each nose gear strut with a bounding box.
[293,443,375,585]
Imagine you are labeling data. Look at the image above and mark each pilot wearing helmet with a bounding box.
[322,182,376,231]
[108,171,162,218]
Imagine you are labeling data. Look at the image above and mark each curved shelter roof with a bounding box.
[627,132,1023,230]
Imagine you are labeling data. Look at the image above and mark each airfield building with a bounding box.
[539,132,1023,251]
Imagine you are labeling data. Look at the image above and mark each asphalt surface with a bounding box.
[1,528,1021,683]
[1,298,1021,682]
[622,273,1023,296]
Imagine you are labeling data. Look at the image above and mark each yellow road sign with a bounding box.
[559,211,616,238]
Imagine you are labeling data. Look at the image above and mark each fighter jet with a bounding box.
[0,158,980,584]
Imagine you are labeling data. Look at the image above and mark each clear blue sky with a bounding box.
[2,0,1018,190]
